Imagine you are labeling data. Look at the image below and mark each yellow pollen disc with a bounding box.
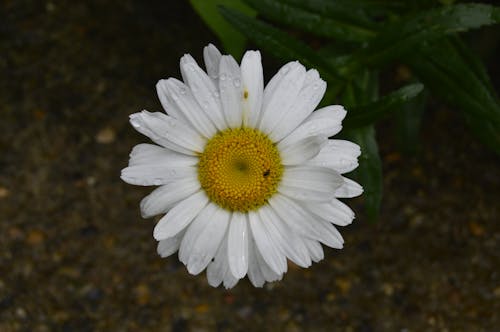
[198,127,283,212]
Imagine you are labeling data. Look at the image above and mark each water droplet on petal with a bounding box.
[169,169,177,176]
[220,73,227,81]
[233,78,241,88]
[153,178,163,186]
[179,87,187,95]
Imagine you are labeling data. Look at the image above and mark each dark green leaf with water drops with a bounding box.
[280,0,404,19]
[218,5,345,82]
[243,0,376,42]
[345,126,383,221]
[396,87,428,155]
[189,0,256,59]
[342,76,382,221]
[344,83,424,128]
[408,39,500,154]
[344,4,500,72]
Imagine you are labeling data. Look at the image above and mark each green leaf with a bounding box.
[395,87,428,155]
[344,83,424,128]
[409,39,500,154]
[218,5,345,82]
[346,4,500,72]
[281,0,404,19]
[345,126,383,221]
[342,75,382,221]
[243,0,376,42]
[189,0,256,58]
[449,36,497,95]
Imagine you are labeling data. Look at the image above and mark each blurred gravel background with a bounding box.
[1,1,499,331]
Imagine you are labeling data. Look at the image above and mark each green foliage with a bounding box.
[190,0,500,219]
[189,0,256,59]
[344,83,424,129]
[345,126,382,221]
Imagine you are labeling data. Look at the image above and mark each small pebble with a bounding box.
[0,187,9,199]
[95,127,116,144]
[335,278,351,294]
[382,283,394,296]
[468,221,484,237]
[195,304,209,314]
[26,230,45,245]
[134,284,151,305]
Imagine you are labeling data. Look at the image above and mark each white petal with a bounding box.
[255,245,283,283]
[279,166,344,202]
[187,206,230,275]
[279,136,326,165]
[248,210,287,275]
[261,62,296,105]
[157,230,185,258]
[120,165,197,186]
[128,143,197,167]
[155,80,186,121]
[153,191,209,241]
[303,239,324,263]
[207,233,239,289]
[206,235,227,288]
[307,139,361,174]
[241,50,264,128]
[203,43,222,80]
[129,111,205,154]
[260,205,311,268]
[140,177,201,218]
[269,194,320,240]
[259,62,306,134]
[305,198,355,226]
[269,194,342,248]
[219,55,243,128]
[269,69,326,141]
[335,177,364,198]
[279,105,347,148]
[222,269,239,289]
[247,236,265,287]
[310,217,344,249]
[178,203,218,265]
[157,78,217,138]
[227,212,249,279]
[179,54,227,130]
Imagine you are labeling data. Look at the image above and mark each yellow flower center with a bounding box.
[198,127,283,212]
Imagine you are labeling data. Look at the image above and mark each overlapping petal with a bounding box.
[279,165,344,202]
[219,55,243,128]
[259,62,306,135]
[179,54,227,130]
[129,110,205,154]
[269,69,327,142]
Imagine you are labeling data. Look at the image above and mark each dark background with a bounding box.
[1,1,499,331]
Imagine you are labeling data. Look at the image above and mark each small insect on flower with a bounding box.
[121,44,363,288]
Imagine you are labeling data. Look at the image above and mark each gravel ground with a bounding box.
[1,1,499,331]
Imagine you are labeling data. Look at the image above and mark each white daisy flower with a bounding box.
[121,44,363,288]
